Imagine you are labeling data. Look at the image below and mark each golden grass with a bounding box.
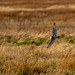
[60,57,75,70]
[0,41,75,75]
[0,3,75,75]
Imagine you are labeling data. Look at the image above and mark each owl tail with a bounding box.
[56,36,60,38]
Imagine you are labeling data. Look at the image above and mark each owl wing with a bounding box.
[47,37,56,48]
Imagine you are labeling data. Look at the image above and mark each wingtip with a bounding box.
[56,36,60,38]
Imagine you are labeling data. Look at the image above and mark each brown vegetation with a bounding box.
[0,1,75,75]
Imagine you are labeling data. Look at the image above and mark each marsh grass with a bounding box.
[0,36,75,75]
[0,4,75,75]
[6,37,48,46]
[60,34,65,38]
[0,41,2,45]
[17,61,57,75]
[34,38,47,46]
[69,39,75,44]
[7,40,12,43]
[60,57,75,71]
[45,61,56,69]
[66,37,75,44]
[17,61,46,75]
[5,36,75,46]
[65,71,75,75]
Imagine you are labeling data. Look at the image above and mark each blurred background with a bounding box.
[0,0,75,75]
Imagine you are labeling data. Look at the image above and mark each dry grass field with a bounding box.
[0,0,75,75]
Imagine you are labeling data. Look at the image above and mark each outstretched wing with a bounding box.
[47,37,56,48]
[53,23,57,37]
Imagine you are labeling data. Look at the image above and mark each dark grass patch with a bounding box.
[17,39,35,46]
[34,38,47,46]
[60,34,65,38]
[6,38,48,46]
[7,40,12,43]
[13,40,17,44]
[17,41,26,46]
[69,39,75,44]
[23,66,46,75]
[66,36,75,44]
[65,71,75,75]
[25,38,34,45]
[34,40,43,46]
[6,36,75,46]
